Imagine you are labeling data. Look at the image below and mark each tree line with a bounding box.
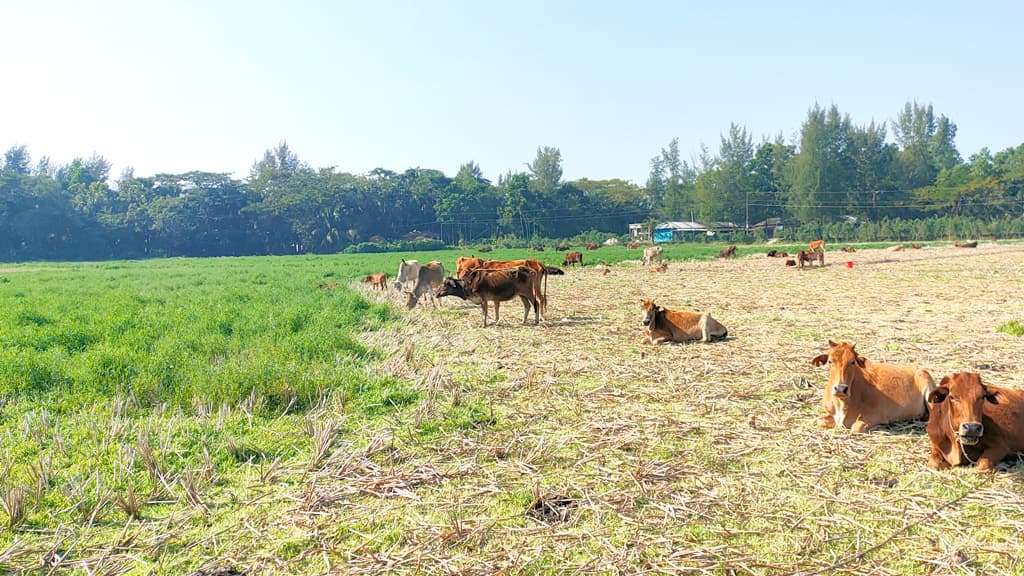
[2,101,1023,261]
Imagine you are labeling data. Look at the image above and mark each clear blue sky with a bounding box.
[3,1,1021,186]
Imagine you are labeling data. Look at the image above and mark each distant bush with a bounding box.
[342,239,446,254]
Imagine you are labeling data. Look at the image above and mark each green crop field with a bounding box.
[2,241,1023,575]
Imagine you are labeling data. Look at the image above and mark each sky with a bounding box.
[2,1,1022,186]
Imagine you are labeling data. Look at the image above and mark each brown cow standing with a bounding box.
[457,257,549,315]
[436,267,540,326]
[640,299,727,344]
[810,340,935,432]
[362,273,388,291]
[808,239,825,253]
[926,372,1024,471]
[717,245,737,258]
[796,249,824,268]
[562,251,583,267]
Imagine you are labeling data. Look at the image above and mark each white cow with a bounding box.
[404,261,446,308]
[396,259,421,292]
[642,246,664,266]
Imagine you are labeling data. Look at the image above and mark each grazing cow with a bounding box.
[436,267,540,326]
[808,239,825,253]
[717,245,737,258]
[954,241,978,248]
[840,246,856,253]
[585,242,600,250]
[396,259,421,292]
[477,246,493,253]
[404,261,445,308]
[810,340,936,432]
[562,251,583,267]
[626,241,641,249]
[640,299,727,344]
[784,259,797,267]
[649,263,668,273]
[555,244,570,251]
[796,249,824,268]
[926,372,1024,471]
[642,245,664,266]
[531,245,545,252]
[363,273,388,291]
[318,282,338,290]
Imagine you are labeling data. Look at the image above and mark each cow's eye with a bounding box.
[849,359,856,366]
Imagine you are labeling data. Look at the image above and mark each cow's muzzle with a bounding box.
[642,318,651,326]
[831,383,850,397]
[957,422,983,445]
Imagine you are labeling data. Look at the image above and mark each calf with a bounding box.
[926,372,1024,471]
[810,340,935,432]
[808,239,825,253]
[640,299,727,344]
[437,267,540,327]
[363,273,388,291]
[404,261,445,308]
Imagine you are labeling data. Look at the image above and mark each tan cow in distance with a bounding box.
[640,299,728,344]
[810,340,935,432]
[642,245,664,266]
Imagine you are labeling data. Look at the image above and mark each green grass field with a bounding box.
[2,241,1021,575]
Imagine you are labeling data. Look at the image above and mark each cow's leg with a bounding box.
[927,443,952,469]
[699,315,711,343]
[480,302,489,327]
[520,295,530,324]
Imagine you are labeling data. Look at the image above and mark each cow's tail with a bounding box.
[542,267,548,317]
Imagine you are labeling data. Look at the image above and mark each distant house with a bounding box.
[652,221,742,242]
[752,217,785,238]
[653,221,708,242]
[628,223,651,241]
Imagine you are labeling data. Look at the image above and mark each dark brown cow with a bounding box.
[531,245,545,252]
[926,372,1024,471]
[555,244,570,251]
[717,245,737,258]
[362,273,388,291]
[784,259,797,267]
[796,249,824,268]
[810,341,935,432]
[562,251,583,267]
[458,257,550,315]
[585,242,600,250]
[640,299,727,344]
[436,268,540,326]
[766,250,789,258]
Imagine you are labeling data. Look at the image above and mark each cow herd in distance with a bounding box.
[357,239,1024,473]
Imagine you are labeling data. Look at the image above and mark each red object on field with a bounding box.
[845,261,854,268]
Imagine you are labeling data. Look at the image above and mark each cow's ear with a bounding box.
[827,339,838,348]
[854,354,867,368]
[928,386,949,404]
[984,387,999,404]
[810,354,828,367]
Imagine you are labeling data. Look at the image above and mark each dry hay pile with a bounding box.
[337,243,1024,575]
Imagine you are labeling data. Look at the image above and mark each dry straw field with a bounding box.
[348,243,1024,575]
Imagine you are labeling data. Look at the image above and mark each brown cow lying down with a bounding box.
[810,340,935,432]
[926,372,1024,471]
[436,267,540,327]
[766,250,789,258]
[954,240,978,248]
[640,299,727,344]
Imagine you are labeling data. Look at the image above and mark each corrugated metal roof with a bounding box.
[655,221,707,231]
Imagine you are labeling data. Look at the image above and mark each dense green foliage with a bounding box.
[3,101,1024,262]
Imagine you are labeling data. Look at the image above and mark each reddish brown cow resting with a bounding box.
[640,299,727,344]
[585,242,600,250]
[436,267,540,326]
[810,340,935,432]
[926,372,1024,471]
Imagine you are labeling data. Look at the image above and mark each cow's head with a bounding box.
[404,291,419,309]
[640,299,662,327]
[810,340,866,399]
[927,372,996,446]
[435,276,469,300]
